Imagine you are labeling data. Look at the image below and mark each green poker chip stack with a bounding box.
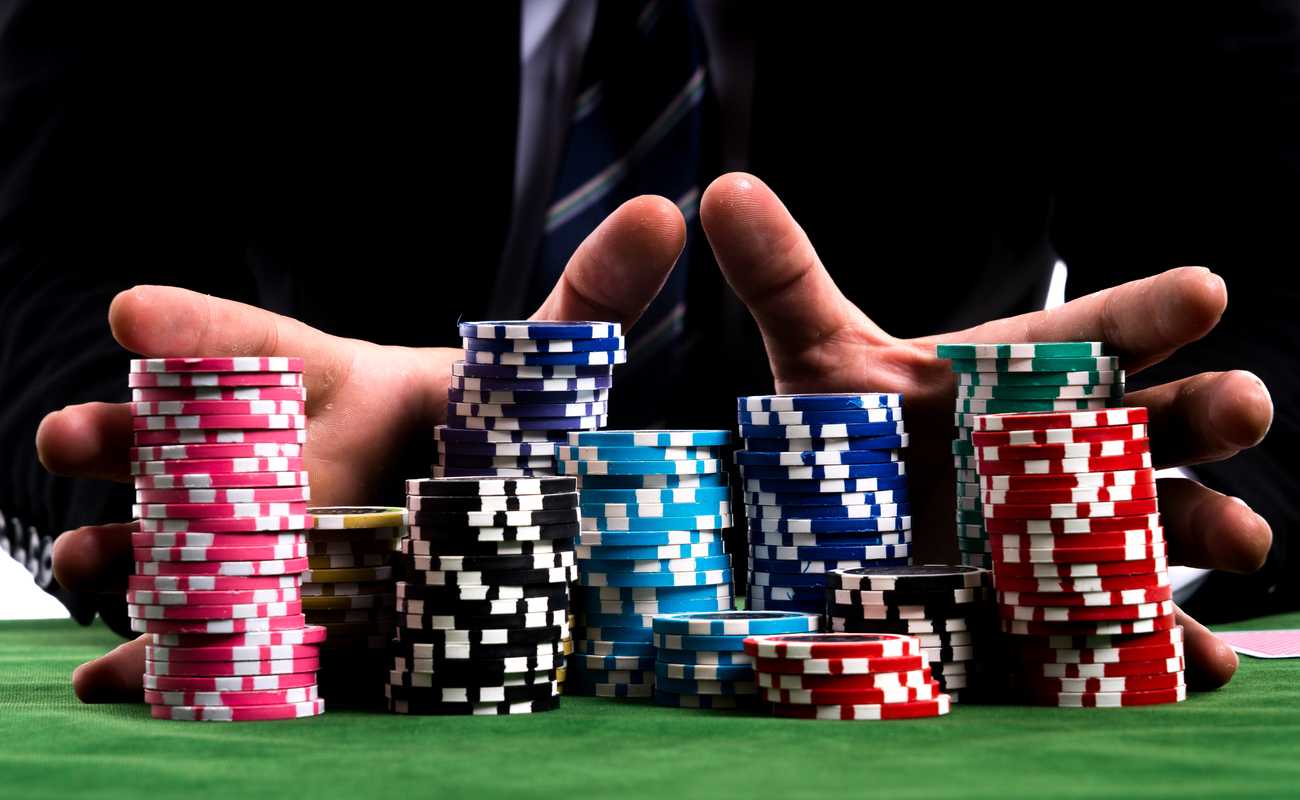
[935,342,1125,568]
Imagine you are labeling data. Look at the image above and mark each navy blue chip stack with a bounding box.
[436,321,626,477]
[652,610,820,709]
[561,430,736,699]
[735,394,914,615]
[825,565,994,701]
[388,476,579,715]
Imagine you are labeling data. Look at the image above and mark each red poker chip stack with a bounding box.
[128,357,324,722]
[744,633,951,720]
[972,407,1186,707]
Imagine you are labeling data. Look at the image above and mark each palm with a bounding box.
[701,172,1274,690]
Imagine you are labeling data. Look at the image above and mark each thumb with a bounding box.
[700,173,882,358]
[531,195,686,329]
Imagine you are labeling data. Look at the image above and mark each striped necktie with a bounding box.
[532,0,713,366]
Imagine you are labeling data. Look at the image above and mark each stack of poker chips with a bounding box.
[301,507,406,706]
[388,476,578,715]
[651,610,819,709]
[825,565,993,701]
[746,633,951,721]
[936,343,1124,569]
[563,430,735,699]
[436,321,626,477]
[127,356,324,722]
[735,394,912,615]
[971,407,1183,707]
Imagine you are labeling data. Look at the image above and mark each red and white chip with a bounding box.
[975,452,1152,476]
[992,571,1170,594]
[130,357,305,374]
[984,512,1162,535]
[988,528,1165,550]
[970,422,1146,447]
[132,414,306,431]
[132,386,308,403]
[130,613,308,635]
[975,439,1149,462]
[129,371,305,389]
[134,428,308,446]
[994,540,1167,564]
[978,468,1156,492]
[144,684,319,706]
[131,457,307,476]
[133,556,310,576]
[126,587,300,606]
[981,498,1159,520]
[129,443,303,461]
[150,698,325,721]
[980,482,1157,505]
[998,585,1172,608]
[974,407,1149,432]
[138,515,311,533]
[133,502,309,520]
[135,486,312,505]
[130,400,304,416]
[149,624,327,649]
[129,600,304,620]
[144,671,318,692]
[133,471,310,490]
[771,695,951,720]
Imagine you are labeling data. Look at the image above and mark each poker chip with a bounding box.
[151,699,326,721]
[131,357,304,373]
[747,516,912,534]
[133,471,311,490]
[745,502,911,520]
[131,458,307,477]
[131,614,309,635]
[463,335,623,353]
[408,522,581,544]
[738,393,903,412]
[645,611,815,707]
[144,685,320,707]
[128,600,302,620]
[407,492,579,513]
[956,383,1121,401]
[386,696,560,715]
[130,443,303,461]
[449,388,609,407]
[738,421,908,441]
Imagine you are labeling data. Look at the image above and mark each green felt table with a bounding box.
[2,614,1297,800]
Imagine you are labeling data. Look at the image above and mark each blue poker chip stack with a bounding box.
[734,394,914,615]
[651,610,819,709]
[561,430,736,698]
[436,321,627,477]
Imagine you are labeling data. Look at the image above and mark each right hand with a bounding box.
[39,196,689,702]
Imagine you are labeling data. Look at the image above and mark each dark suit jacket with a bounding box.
[1,2,1295,625]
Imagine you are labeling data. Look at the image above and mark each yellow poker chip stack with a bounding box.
[304,506,407,707]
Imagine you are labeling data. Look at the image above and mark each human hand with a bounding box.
[39,196,688,701]
[699,172,1273,690]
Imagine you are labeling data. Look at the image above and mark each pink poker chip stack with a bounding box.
[128,356,324,722]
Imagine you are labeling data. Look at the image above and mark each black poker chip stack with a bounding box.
[825,565,995,702]
[388,476,579,715]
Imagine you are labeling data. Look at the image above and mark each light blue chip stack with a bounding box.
[651,610,819,709]
[435,321,627,478]
[561,430,736,698]
[735,394,915,615]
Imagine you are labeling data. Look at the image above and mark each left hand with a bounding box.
[699,172,1274,690]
